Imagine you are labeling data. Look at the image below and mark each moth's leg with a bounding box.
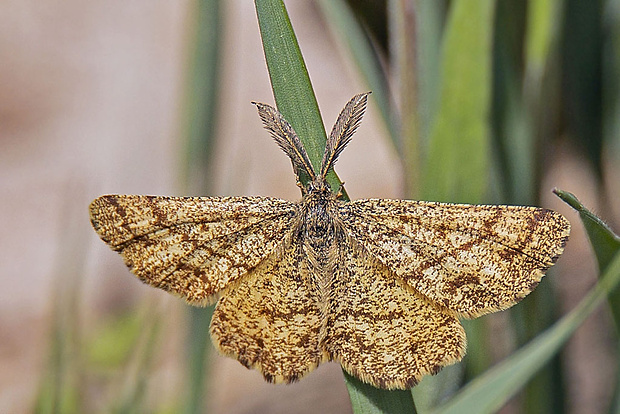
[335,182,346,199]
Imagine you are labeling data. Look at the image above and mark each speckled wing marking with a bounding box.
[210,237,327,384]
[339,199,570,318]
[323,239,466,390]
[89,195,298,305]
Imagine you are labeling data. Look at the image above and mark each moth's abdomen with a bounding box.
[300,194,340,307]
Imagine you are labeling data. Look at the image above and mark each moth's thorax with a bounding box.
[301,178,339,254]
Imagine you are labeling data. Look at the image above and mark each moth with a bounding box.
[90,93,570,389]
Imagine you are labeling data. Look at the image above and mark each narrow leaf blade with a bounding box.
[421,0,496,204]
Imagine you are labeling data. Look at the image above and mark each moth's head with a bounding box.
[304,178,333,199]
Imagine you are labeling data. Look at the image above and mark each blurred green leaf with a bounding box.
[388,0,418,197]
[434,190,620,414]
[411,364,462,412]
[561,0,604,179]
[492,1,532,205]
[109,305,162,414]
[87,312,143,368]
[184,307,214,414]
[179,1,223,413]
[421,0,495,204]
[524,0,561,76]
[35,297,81,414]
[317,0,397,150]
[411,0,446,143]
[35,194,89,414]
[182,0,223,196]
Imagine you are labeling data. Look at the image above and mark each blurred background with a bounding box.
[1,0,619,413]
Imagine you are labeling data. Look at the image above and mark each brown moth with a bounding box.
[89,93,570,389]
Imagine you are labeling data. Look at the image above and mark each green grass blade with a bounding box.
[555,189,620,414]
[255,0,327,186]
[555,189,620,272]
[254,0,346,196]
[411,364,462,412]
[555,189,620,331]
[254,1,416,412]
[421,0,496,204]
[388,0,419,198]
[493,0,562,205]
[317,0,398,150]
[184,307,214,414]
[34,193,90,414]
[524,0,560,73]
[412,0,446,143]
[178,1,223,413]
[344,371,417,414]
[110,305,163,414]
[433,190,620,414]
[181,0,223,195]
[560,0,605,179]
[35,297,81,414]
[491,1,533,205]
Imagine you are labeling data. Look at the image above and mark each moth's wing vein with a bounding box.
[89,195,298,305]
[340,199,570,318]
[155,214,293,289]
[90,195,292,247]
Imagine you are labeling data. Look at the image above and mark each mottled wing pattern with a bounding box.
[339,199,570,318]
[210,237,327,384]
[89,195,297,305]
[323,239,466,389]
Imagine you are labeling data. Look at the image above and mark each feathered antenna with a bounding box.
[253,102,316,180]
[320,92,370,179]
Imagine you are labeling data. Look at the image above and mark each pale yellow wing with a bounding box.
[323,239,466,390]
[210,237,327,383]
[339,199,570,318]
[89,195,298,305]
